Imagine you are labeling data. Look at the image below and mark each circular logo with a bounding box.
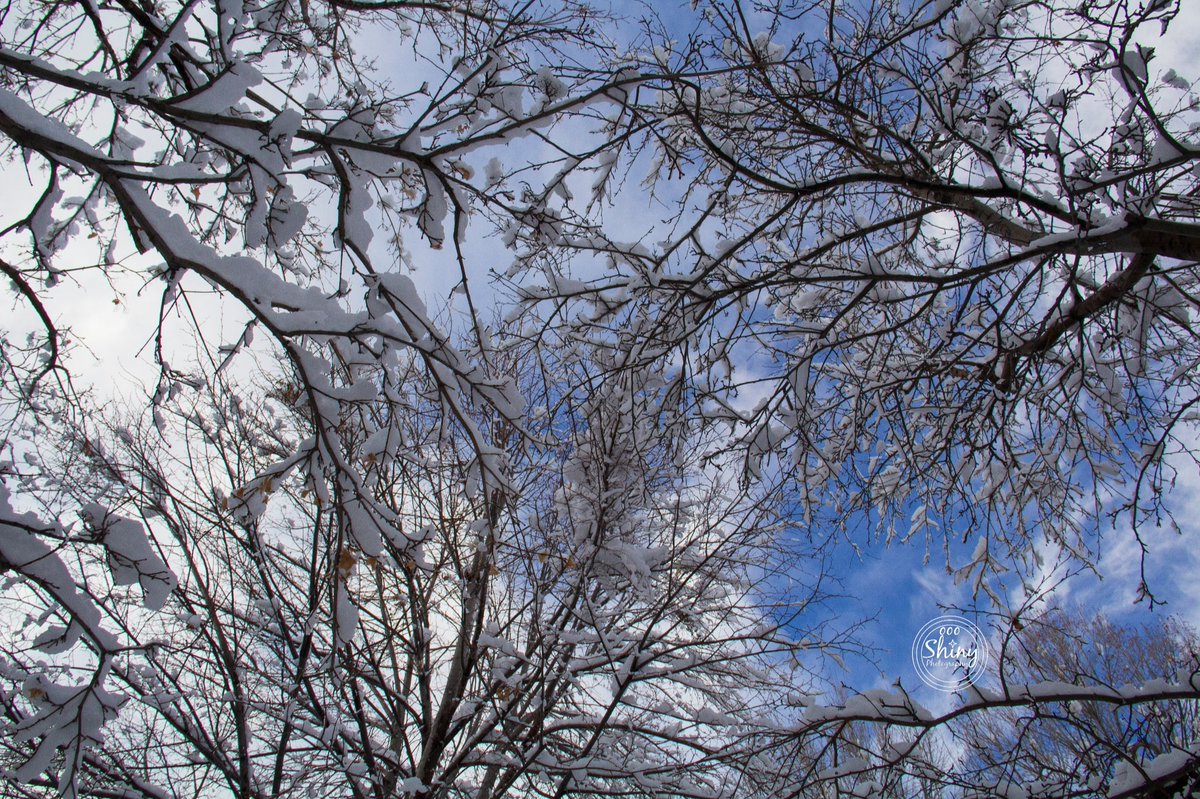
[911,615,989,691]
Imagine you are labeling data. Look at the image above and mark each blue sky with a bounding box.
[389,0,1200,704]
[7,0,1198,711]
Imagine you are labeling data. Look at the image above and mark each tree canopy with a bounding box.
[1,0,1199,797]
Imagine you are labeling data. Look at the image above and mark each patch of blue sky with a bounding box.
[350,0,1200,701]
